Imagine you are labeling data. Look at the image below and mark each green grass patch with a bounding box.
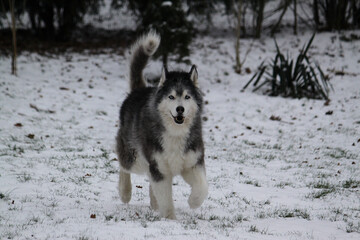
[308,188,336,199]
[346,221,360,233]
[249,225,259,232]
[342,179,360,189]
[0,191,11,201]
[244,180,261,187]
[275,181,293,188]
[309,180,335,189]
[274,208,310,220]
[325,147,358,160]
[17,172,32,182]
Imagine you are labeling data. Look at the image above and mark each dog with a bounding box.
[115,31,208,219]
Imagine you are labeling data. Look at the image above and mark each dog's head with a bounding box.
[156,65,202,135]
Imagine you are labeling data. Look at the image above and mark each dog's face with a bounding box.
[156,66,202,135]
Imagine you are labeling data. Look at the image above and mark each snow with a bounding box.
[162,2,173,7]
[1,18,360,240]
[82,2,137,30]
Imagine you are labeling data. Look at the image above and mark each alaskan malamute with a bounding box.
[116,31,208,219]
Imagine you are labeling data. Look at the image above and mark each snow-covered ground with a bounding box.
[1,28,360,239]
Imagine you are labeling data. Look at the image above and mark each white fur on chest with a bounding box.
[154,132,200,176]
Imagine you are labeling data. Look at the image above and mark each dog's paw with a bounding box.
[188,195,204,209]
[150,197,158,210]
[188,192,207,209]
[121,193,131,204]
[159,208,177,220]
[163,212,177,220]
[119,186,131,203]
[188,186,208,209]
[168,213,177,220]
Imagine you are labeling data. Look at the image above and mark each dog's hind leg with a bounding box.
[118,170,132,203]
[181,165,208,209]
[149,183,158,210]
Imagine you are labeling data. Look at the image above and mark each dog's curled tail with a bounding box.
[129,31,160,91]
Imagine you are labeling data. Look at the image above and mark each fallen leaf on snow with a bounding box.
[30,104,55,114]
[27,134,35,139]
[245,67,252,74]
[29,104,40,112]
[270,115,282,121]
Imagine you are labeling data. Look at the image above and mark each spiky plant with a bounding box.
[243,34,332,100]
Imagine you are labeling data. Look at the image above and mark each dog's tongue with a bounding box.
[175,116,184,124]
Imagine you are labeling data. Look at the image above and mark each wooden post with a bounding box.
[313,0,320,28]
[255,0,265,38]
[9,0,17,76]
[293,0,297,35]
[235,0,242,74]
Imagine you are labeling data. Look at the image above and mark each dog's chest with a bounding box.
[155,133,199,176]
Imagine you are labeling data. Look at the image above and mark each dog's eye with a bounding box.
[185,95,191,100]
[168,95,175,100]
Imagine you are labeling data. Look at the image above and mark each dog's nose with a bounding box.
[176,106,184,114]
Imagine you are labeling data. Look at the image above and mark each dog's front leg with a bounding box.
[181,165,208,209]
[149,183,158,210]
[118,169,132,203]
[150,176,176,219]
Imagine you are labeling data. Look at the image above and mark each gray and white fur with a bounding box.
[116,31,208,219]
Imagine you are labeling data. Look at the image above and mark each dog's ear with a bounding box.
[158,66,168,87]
[189,65,198,87]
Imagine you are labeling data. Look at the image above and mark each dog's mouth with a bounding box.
[171,113,185,124]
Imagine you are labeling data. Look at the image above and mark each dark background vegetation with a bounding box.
[1,0,360,61]
[1,0,359,99]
